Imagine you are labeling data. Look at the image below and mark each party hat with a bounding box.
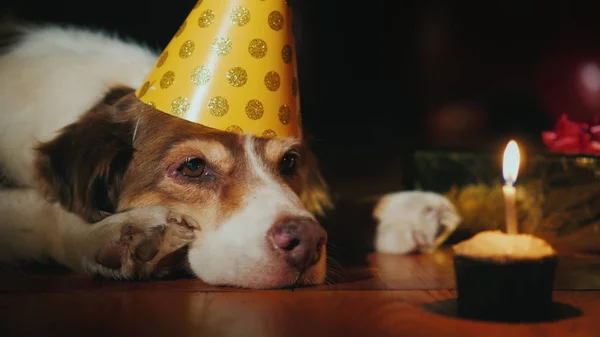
[135,0,302,138]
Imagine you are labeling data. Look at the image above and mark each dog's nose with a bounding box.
[269,217,327,271]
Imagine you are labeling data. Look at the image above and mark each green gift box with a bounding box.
[413,151,600,239]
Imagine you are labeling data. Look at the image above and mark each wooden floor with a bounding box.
[1,249,600,337]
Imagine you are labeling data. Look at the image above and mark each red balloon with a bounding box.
[538,43,600,123]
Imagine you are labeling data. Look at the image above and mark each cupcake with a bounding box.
[452,230,558,322]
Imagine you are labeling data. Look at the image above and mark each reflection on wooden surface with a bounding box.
[1,249,600,336]
[1,290,599,337]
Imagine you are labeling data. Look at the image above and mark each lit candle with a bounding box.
[502,140,520,235]
[453,141,557,322]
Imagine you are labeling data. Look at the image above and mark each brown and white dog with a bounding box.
[0,22,333,289]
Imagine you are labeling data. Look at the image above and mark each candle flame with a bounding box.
[503,140,520,185]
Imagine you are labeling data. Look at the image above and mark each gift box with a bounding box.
[413,150,600,240]
[413,113,600,241]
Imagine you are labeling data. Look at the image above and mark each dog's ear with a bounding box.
[298,145,334,217]
[34,86,136,223]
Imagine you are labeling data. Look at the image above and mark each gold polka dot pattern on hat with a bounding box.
[268,11,284,31]
[135,0,302,138]
[264,71,281,91]
[245,99,264,120]
[175,20,187,37]
[208,96,229,116]
[139,81,150,98]
[262,129,277,138]
[156,51,168,68]
[198,10,215,28]
[248,38,268,59]
[281,45,292,64]
[160,71,176,89]
[291,77,298,96]
[278,105,291,124]
[211,36,232,56]
[226,67,248,87]
[171,97,190,116]
[179,40,195,58]
[146,101,156,108]
[191,65,211,86]
[230,6,250,26]
[226,125,243,134]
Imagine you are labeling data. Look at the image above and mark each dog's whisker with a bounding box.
[326,254,342,264]
[325,262,343,273]
[325,256,346,271]
[132,117,140,142]
[324,276,336,285]
[325,267,346,281]
[325,262,349,283]
[325,270,346,284]
[289,272,301,291]
[325,242,340,252]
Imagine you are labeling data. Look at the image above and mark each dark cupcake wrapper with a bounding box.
[453,254,558,322]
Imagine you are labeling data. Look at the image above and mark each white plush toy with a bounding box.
[373,191,462,254]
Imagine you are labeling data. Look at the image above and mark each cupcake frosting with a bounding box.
[453,230,557,261]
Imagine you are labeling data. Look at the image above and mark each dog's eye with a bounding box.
[179,157,206,178]
[279,151,299,177]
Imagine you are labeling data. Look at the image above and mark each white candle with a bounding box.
[502,140,520,235]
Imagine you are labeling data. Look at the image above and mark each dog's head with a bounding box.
[34,86,332,288]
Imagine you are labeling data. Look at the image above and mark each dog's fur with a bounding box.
[0,22,333,289]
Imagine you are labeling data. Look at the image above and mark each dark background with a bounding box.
[4,0,600,262]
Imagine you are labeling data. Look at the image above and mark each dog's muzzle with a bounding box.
[268,216,327,273]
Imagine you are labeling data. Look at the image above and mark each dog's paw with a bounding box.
[93,207,196,279]
[373,191,462,254]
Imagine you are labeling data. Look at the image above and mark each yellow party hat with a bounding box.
[135,0,302,138]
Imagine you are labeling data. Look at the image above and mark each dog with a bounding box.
[0,21,333,289]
